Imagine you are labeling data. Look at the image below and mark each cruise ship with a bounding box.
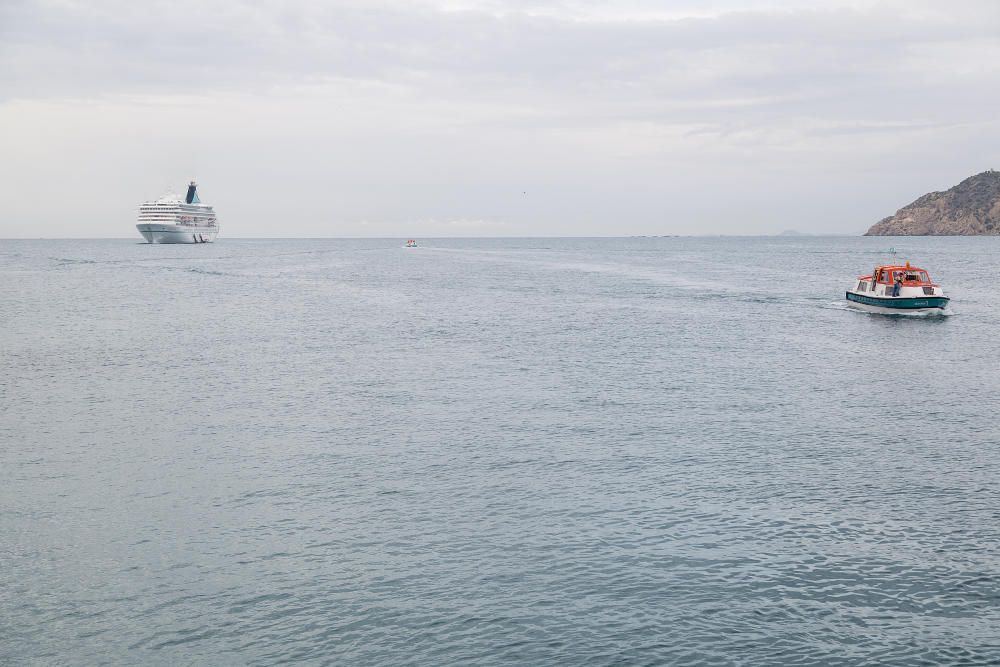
[136,181,219,243]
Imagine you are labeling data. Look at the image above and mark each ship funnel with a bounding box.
[185,181,200,204]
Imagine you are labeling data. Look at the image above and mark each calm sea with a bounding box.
[2,237,999,665]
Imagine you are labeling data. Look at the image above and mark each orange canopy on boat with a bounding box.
[859,264,936,286]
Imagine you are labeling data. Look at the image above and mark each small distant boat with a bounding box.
[405,239,418,248]
[846,262,949,313]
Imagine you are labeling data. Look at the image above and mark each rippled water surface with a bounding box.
[2,237,1000,665]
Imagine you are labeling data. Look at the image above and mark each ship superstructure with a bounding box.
[136,181,219,243]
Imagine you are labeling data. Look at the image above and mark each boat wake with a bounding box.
[839,301,954,317]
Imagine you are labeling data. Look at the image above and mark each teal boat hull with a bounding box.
[845,291,949,310]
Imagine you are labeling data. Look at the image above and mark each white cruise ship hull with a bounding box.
[137,224,218,244]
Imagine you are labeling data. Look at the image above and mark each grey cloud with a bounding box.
[5,0,999,148]
[4,1,999,101]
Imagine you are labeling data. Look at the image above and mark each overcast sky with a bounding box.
[2,0,999,237]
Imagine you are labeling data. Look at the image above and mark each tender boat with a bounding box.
[846,262,949,313]
[405,239,418,247]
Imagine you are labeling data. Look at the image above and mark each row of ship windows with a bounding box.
[139,215,216,219]
[140,222,218,226]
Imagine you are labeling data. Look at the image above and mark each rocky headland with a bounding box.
[865,170,1000,236]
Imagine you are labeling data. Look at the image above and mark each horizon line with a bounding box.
[1,234,867,240]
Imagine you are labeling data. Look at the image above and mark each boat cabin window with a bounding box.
[874,268,931,284]
[858,281,870,291]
